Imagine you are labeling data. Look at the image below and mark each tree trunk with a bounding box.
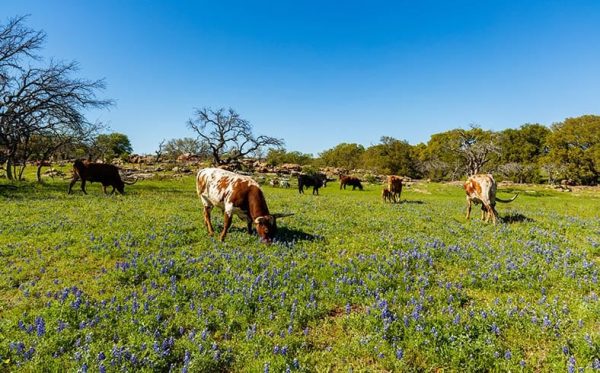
[6,157,13,180]
[17,162,26,180]
[37,163,43,182]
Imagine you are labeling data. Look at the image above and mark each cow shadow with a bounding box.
[501,213,534,224]
[399,200,425,205]
[275,227,324,244]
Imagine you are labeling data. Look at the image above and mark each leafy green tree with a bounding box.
[265,148,313,166]
[497,123,550,183]
[498,124,550,164]
[317,143,365,170]
[418,130,463,180]
[95,133,132,162]
[362,136,419,177]
[544,115,600,185]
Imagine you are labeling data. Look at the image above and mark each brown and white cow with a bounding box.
[386,175,403,203]
[196,168,293,243]
[463,174,518,224]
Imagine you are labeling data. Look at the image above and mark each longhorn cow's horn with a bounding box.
[123,177,138,185]
[271,213,294,219]
[254,216,268,224]
[496,193,519,203]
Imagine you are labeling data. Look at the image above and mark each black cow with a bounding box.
[298,173,325,195]
[68,160,136,195]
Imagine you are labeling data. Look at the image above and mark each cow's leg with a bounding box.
[465,198,472,220]
[481,205,487,221]
[247,220,253,234]
[80,179,87,195]
[68,177,78,194]
[490,205,498,225]
[203,206,214,235]
[220,213,233,241]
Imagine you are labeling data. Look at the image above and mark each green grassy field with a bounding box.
[1,169,599,372]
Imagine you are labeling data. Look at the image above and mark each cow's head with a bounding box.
[254,213,294,243]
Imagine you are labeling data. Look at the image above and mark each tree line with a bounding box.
[267,117,599,185]
[158,114,598,186]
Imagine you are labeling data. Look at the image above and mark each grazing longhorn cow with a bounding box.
[340,176,363,190]
[68,159,136,195]
[382,188,393,203]
[463,174,518,224]
[196,168,293,243]
[280,179,291,188]
[386,175,403,203]
[298,174,324,195]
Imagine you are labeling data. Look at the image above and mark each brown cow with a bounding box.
[339,176,363,190]
[382,188,393,203]
[196,168,293,243]
[463,174,518,224]
[386,175,403,203]
[68,160,136,195]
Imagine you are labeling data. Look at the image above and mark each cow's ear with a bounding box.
[272,213,294,219]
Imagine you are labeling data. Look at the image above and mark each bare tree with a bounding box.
[154,139,166,163]
[0,15,45,80]
[1,16,113,180]
[1,61,112,179]
[187,107,284,165]
[455,125,500,176]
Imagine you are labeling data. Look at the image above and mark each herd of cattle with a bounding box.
[67,160,518,243]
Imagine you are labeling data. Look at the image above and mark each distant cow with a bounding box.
[382,188,393,203]
[463,174,518,224]
[387,175,403,203]
[340,176,363,191]
[298,173,325,195]
[196,168,293,242]
[280,179,291,188]
[68,159,136,195]
[269,179,279,187]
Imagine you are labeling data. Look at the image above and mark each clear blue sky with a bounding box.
[3,1,600,155]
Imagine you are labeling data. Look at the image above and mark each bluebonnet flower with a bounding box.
[396,348,404,360]
[567,356,576,373]
[491,323,500,335]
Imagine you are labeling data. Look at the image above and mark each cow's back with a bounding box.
[387,176,402,193]
[197,168,260,207]
[465,174,496,204]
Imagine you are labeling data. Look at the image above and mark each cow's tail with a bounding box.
[496,193,518,203]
